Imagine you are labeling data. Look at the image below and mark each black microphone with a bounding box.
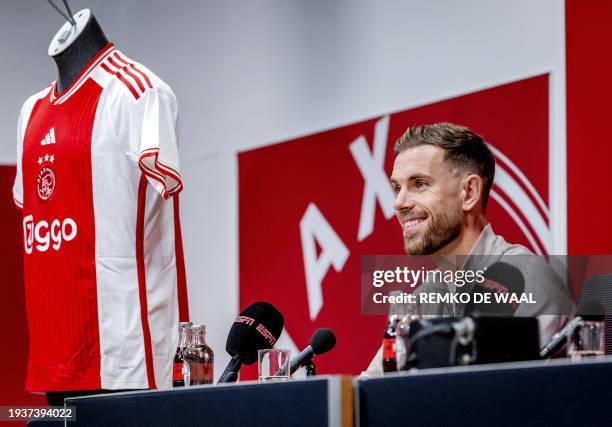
[539,300,605,359]
[218,301,284,383]
[287,328,336,375]
[464,262,525,316]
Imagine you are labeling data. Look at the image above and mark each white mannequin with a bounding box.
[48,8,91,57]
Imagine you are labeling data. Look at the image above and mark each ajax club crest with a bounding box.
[37,166,56,201]
[36,145,57,201]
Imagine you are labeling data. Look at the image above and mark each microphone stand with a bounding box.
[304,360,317,377]
[220,371,238,383]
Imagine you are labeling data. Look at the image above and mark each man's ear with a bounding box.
[461,174,483,211]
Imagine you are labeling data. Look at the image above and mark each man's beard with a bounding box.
[403,209,462,256]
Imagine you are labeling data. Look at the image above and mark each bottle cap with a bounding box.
[179,322,193,330]
[191,324,206,334]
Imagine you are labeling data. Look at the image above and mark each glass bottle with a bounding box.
[395,311,420,371]
[184,324,214,385]
[383,291,419,373]
[383,315,400,373]
[172,322,192,387]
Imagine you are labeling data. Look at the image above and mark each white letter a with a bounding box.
[300,203,349,320]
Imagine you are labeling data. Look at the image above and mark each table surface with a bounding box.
[25,357,612,427]
[355,356,612,427]
[63,375,353,427]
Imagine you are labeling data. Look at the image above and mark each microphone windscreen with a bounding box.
[310,328,336,355]
[225,301,284,365]
[483,262,525,293]
[465,262,525,316]
[577,300,606,322]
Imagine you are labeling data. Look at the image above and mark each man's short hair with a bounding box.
[394,122,495,208]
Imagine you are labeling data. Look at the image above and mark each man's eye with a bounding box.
[393,185,400,194]
[416,180,427,189]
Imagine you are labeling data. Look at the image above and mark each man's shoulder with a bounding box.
[488,231,535,257]
[488,231,553,276]
[487,228,574,316]
[475,227,564,291]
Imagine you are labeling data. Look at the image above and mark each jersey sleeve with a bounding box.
[136,87,183,199]
[13,92,44,210]
[13,116,24,210]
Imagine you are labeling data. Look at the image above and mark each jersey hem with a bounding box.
[98,380,151,390]
[26,382,151,392]
[26,380,103,393]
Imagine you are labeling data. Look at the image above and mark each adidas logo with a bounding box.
[40,128,56,146]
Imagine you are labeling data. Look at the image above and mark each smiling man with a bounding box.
[391,124,493,258]
[361,123,573,376]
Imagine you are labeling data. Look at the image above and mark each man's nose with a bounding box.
[393,188,415,212]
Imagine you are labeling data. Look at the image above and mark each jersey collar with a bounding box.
[49,42,116,105]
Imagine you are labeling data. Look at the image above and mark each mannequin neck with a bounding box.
[51,14,109,94]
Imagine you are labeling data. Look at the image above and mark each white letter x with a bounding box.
[349,115,395,241]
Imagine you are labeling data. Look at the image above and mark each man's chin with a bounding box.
[404,238,430,256]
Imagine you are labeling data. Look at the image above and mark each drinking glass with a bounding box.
[258,349,290,382]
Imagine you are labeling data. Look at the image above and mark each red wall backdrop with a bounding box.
[566,0,612,256]
[238,75,550,378]
[0,166,45,407]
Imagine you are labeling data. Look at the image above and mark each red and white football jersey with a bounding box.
[12,43,189,392]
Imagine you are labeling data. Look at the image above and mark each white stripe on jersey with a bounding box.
[88,52,181,390]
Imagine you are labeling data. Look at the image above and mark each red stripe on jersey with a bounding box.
[139,154,172,199]
[132,64,154,89]
[140,162,166,183]
[139,149,183,198]
[112,52,130,67]
[143,148,182,183]
[165,183,183,198]
[144,171,173,198]
[167,183,183,197]
[140,168,171,198]
[100,63,141,100]
[140,148,160,156]
[107,57,146,93]
[136,174,157,389]
[114,52,154,89]
[173,196,189,322]
[155,160,182,182]
[155,161,183,194]
[139,152,167,182]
